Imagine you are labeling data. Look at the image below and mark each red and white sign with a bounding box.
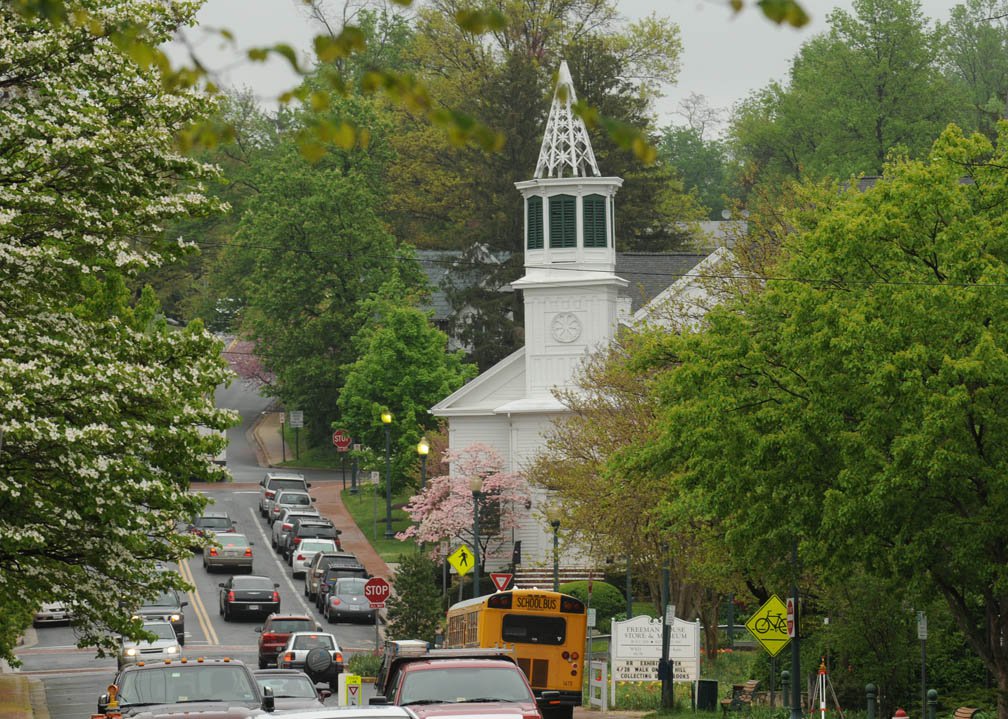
[333,429,352,452]
[364,577,391,608]
[786,597,796,638]
[490,573,512,592]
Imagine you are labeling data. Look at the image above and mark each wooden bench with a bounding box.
[954,708,983,719]
[721,680,761,716]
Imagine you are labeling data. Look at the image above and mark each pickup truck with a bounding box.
[372,641,547,719]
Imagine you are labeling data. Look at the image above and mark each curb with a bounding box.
[247,412,272,469]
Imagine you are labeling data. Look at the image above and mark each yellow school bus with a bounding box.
[444,589,587,719]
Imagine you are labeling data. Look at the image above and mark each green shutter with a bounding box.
[527,196,543,249]
[549,195,576,248]
[583,194,607,247]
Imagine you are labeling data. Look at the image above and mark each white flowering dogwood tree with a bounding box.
[398,443,530,564]
[0,0,234,661]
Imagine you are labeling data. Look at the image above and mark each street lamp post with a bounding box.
[382,410,393,538]
[470,476,483,599]
[417,437,430,490]
[545,505,562,592]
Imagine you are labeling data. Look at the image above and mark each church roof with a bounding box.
[534,61,600,179]
[615,252,710,312]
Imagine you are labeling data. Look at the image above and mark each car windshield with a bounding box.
[336,579,366,594]
[117,666,258,705]
[144,591,179,608]
[217,535,250,548]
[144,623,178,641]
[299,539,336,553]
[195,516,231,529]
[291,635,335,651]
[267,619,315,633]
[232,577,273,590]
[256,675,316,699]
[398,666,532,705]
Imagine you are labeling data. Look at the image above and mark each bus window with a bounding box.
[501,615,566,645]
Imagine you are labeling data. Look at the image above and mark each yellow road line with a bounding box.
[179,557,219,645]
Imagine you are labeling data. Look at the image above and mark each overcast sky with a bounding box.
[172,0,961,131]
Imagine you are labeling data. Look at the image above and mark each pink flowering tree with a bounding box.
[397,443,529,561]
[223,339,275,388]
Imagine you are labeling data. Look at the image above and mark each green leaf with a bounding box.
[756,0,810,28]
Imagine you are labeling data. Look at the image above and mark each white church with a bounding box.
[430,61,734,585]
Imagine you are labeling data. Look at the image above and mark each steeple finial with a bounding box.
[534,60,600,179]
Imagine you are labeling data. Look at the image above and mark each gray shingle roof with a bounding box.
[615,252,709,312]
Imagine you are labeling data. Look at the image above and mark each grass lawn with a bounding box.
[340,483,418,562]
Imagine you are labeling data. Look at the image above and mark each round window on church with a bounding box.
[551,312,583,343]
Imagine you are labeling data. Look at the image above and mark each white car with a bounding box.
[269,489,315,526]
[272,508,321,550]
[260,472,309,519]
[33,601,73,626]
[290,538,338,578]
[118,621,181,670]
[276,631,343,690]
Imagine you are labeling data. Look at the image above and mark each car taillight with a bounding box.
[295,554,304,561]
[330,598,341,606]
[293,537,302,545]
[283,651,295,662]
[227,591,235,601]
[522,712,541,719]
[262,632,277,642]
[265,490,275,499]
[282,522,292,531]
[244,547,253,557]
[209,547,218,556]
[334,651,343,663]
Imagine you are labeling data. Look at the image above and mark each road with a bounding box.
[15,380,379,719]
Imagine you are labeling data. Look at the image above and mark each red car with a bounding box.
[255,613,320,669]
[375,642,545,719]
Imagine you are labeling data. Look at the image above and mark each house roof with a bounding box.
[615,252,710,312]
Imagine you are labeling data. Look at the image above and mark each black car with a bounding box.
[220,575,281,621]
[134,589,187,645]
[96,657,272,717]
[283,521,342,563]
[315,562,368,610]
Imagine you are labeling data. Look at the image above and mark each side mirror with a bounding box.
[368,697,389,706]
[261,686,275,713]
[306,483,312,488]
[98,694,109,712]
[316,624,323,631]
[218,583,225,588]
[254,626,262,633]
[311,497,317,503]
[319,689,332,700]
[249,541,255,546]
[180,601,189,608]
[273,583,280,589]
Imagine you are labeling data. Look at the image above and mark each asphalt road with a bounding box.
[15,380,379,719]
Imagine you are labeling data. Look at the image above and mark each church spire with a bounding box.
[534,60,600,179]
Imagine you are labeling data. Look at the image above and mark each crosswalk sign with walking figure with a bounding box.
[448,545,475,576]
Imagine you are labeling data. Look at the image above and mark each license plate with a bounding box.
[248,605,259,610]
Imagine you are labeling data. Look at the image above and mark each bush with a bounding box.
[561,580,624,633]
[347,651,382,678]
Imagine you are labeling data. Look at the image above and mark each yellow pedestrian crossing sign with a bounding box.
[447,545,475,576]
[745,594,791,657]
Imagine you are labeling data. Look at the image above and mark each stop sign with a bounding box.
[364,577,390,608]
[333,429,352,452]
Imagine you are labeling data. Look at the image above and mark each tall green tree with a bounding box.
[386,553,444,644]
[637,125,1008,719]
[0,0,232,662]
[657,125,731,220]
[731,0,957,191]
[337,283,477,483]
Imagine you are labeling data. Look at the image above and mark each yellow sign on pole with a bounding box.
[745,593,792,657]
[447,545,475,576]
[343,674,362,706]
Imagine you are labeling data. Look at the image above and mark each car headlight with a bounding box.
[125,648,138,657]
[165,646,178,654]
[169,614,181,622]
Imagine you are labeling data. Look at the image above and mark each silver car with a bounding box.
[272,508,321,551]
[269,490,315,526]
[324,578,376,625]
[260,472,309,518]
[118,621,181,670]
[203,532,254,573]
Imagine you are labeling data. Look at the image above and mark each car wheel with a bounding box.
[327,609,335,624]
[223,605,230,622]
[258,656,268,669]
[178,634,185,647]
[329,680,339,693]
[218,600,223,616]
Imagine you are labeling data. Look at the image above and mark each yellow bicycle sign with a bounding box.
[745,594,792,657]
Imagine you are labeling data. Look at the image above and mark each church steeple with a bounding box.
[534,61,600,179]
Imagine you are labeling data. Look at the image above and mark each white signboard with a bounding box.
[288,410,304,428]
[611,615,700,682]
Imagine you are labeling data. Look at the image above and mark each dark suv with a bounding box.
[134,589,187,645]
[316,562,368,610]
[282,519,342,562]
[96,657,273,717]
[255,613,321,669]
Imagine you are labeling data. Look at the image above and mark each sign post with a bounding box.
[289,410,303,460]
[333,429,351,490]
[490,573,512,592]
[364,577,390,650]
